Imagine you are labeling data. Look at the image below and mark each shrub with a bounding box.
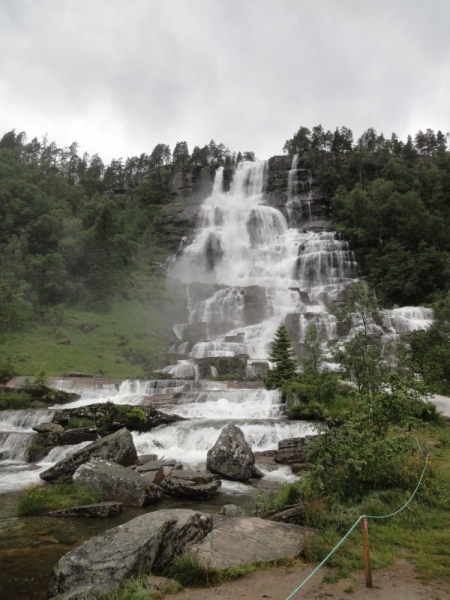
[0,391,31,410]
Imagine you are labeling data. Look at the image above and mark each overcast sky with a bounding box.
[1,0,449,163]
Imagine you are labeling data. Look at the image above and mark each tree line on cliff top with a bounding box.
[2,123,450,337]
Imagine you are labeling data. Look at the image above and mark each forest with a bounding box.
[0,125,449,387]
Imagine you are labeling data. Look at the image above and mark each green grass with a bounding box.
[17,482,102,516]
[66,417,95,429]
[106,575,182,599]
[0,292,171,378]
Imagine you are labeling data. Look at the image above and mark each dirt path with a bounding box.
[170,559,450,600]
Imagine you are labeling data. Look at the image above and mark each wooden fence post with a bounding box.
[360,516,372,588]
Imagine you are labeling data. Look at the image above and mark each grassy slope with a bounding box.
[0,273,172,378]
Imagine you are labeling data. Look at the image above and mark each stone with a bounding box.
[136,459,176,473]
[73,460,161,507]
[51,587,105,600]
[206,423,255,481]
[137,454,158,465]
[141,469,164,485]
[48,502,122,518]
[160,469,221,499]
[33,422,64,434]
[52,402,184,435]
[48,509,213,597]
[276,435,316,465]
[266,504,306,525]
[40,428,138,483]
[253,465,264,478]
[189,517,315,570]
[197,356,248,379]
[57,427,98,445]
[213,504,246,528]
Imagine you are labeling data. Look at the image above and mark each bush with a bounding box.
[17,483,102,516]
[0,359,16,383]
[0,391,31,410]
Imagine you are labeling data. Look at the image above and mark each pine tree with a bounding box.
[264,324,298,389]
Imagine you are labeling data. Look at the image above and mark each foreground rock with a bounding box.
[52,402,184,435]
[51,587,105,600]
[74,460,162,506]
[48,509,213,597]
[206,423,255,481]
[189,517,314,569]
[161,469,221,499]
[49,502,122,518]
[40,428,138,482]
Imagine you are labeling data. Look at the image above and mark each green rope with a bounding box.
[284,452,429,599]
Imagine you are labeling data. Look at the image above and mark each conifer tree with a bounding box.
[264,324,298,389]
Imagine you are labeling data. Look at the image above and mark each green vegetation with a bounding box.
[17,482,102,516]
[263,281,450,583]
[105,575,182,600]
[284,124,450,306]
[0,390,30,410]
[264,324,298,389]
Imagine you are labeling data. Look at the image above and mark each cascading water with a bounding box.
[0,158,434,494]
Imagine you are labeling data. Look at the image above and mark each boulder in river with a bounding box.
[206,423,255,481]
[40,428,138,483]
[33,422,64,434]
[160,469,221,499]
[74,459,162,506]
[52,402,184,435]
[48,509,213,597]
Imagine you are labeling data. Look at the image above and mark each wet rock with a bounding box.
[252,465,264,479]
[52,402,184,435]
[136,459,177,473]
[206,423,255,481]
[48,509,213,597]
[74,460,161,507]
[243,285,269,325]
[33,423,64,434]
[48,502,122,518]
[189,517,314,570]
[141,469,164,485]
[25,385,80,405]
[161,469,221,499]
[276,435,316,465]
[197,355,248,379]
[137,454,158,465]
[40,428,138,483]
[213,504,246,527]
[57,427,99,445]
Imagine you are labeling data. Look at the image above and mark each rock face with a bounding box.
[49,502,122,518]
[206,423,255,481]
[189,517,314,570]
[276,435,316,465]
[40,428,138,482]
[197,355,248,379]
[33,422,64,434]
[73,460,162,506]
[48,509,213,597]
[161,469,221,499]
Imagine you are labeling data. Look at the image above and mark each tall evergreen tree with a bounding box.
[264,324,298,389]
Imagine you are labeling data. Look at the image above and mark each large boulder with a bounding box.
[73,460,162,506]
[52,402,184,435]
[206,423,255,481]
[160,469,221,499]
[189,517,314,570]
[48,509,213,597]
[40,428,138,483]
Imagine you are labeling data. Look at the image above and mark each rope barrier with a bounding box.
[284,452,430,600]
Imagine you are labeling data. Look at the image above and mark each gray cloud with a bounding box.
[1,0,449,162]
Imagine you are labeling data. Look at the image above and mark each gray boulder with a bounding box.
[160,469,221,499]
[40,428,138,483]
[33,422,64,434]
[206,423,255,481]
[48,509,213,597]
[276,435,316,465]
[49,501,122,518]
[73,460,161,506]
